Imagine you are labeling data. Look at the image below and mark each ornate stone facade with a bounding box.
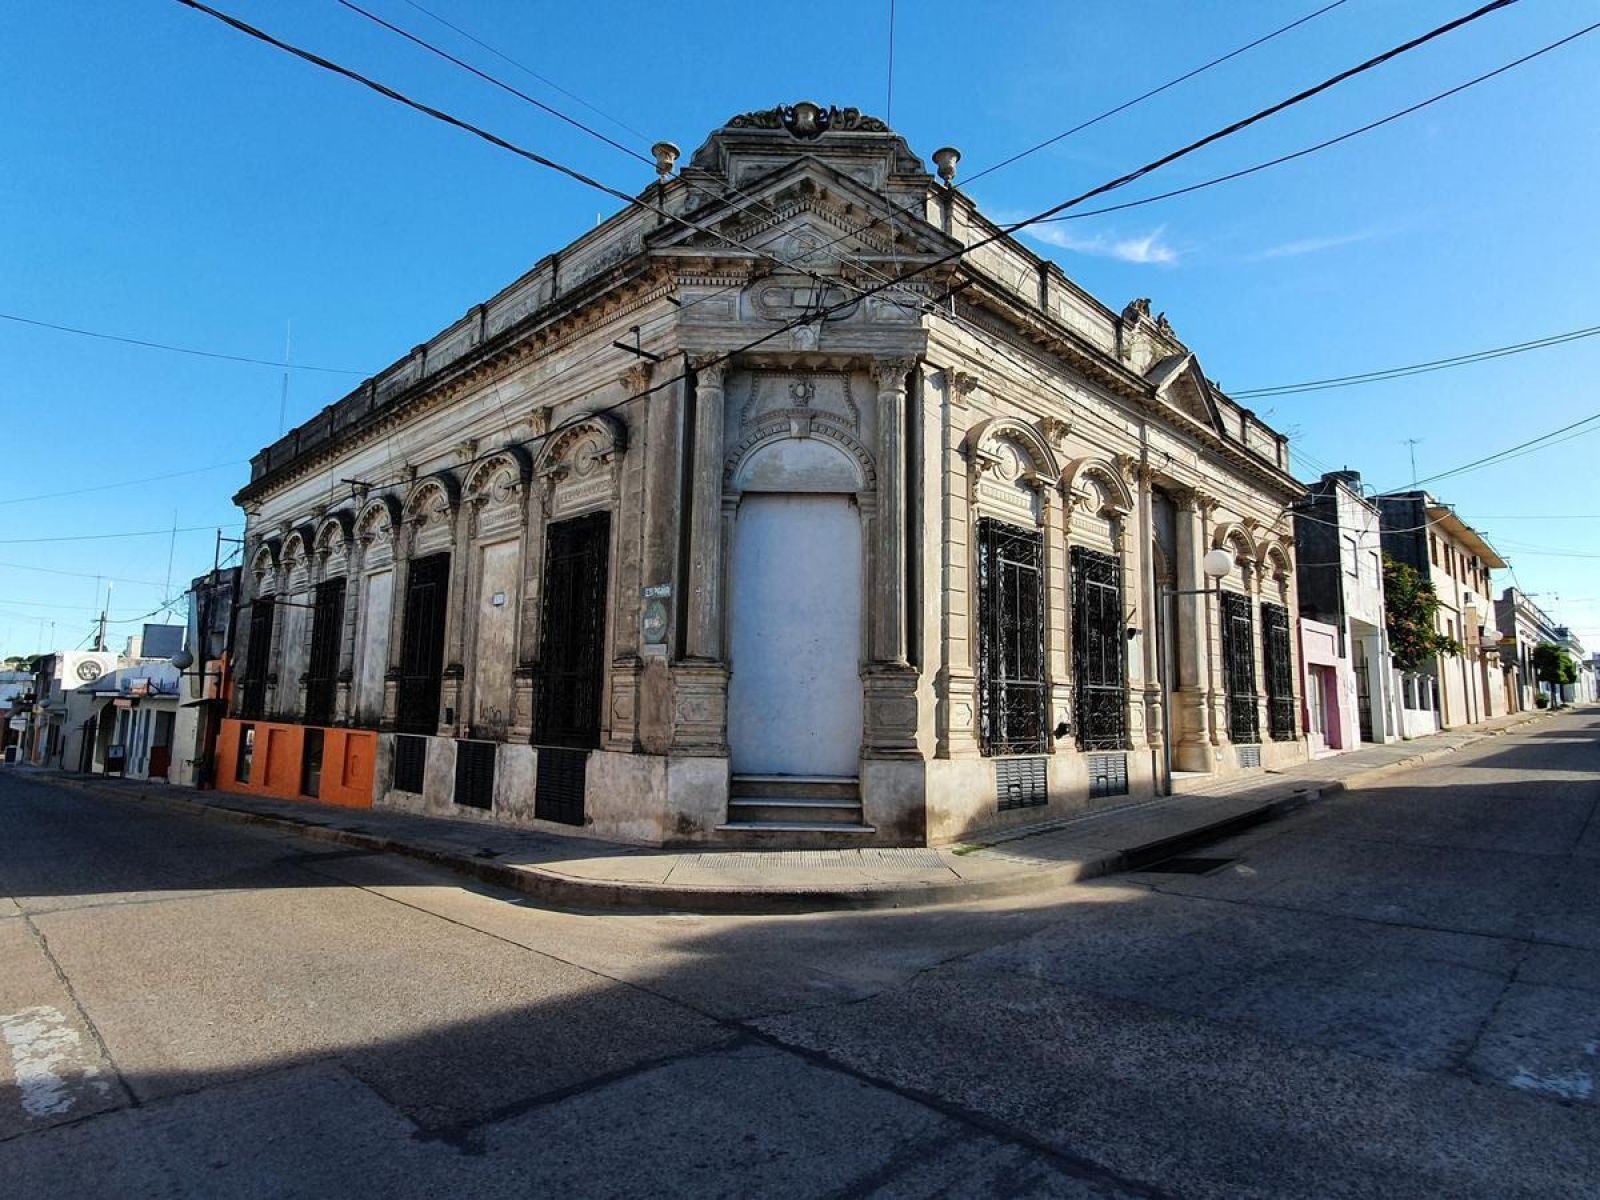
[225,104,1306,846]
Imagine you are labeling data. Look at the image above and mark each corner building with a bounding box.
[223,105,1307,846]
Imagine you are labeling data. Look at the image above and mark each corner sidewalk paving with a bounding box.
[21,710,1555,914]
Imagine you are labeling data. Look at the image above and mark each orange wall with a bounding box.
[217,718,376,809]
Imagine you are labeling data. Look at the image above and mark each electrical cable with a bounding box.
[334,0,649,165]
[1405,409,1600,490]
[395,0,651,144]
[208,1,1517,528]
[0,524,232,546]
[962,0,1350,186]
[1037,14,1593,229]
[178,0,888,317]
[0,312,366,374]
[0,461,247,507]
[1233,320,1600,398]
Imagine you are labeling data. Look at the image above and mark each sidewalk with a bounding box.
[28,709,1554,913]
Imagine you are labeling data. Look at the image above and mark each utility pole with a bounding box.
[95,582,112,653]
[1402,438,1422,488]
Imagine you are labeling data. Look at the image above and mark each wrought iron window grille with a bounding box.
[1220,590,1261,744]
[976,518,1047,756]
[1071,545,1127,751]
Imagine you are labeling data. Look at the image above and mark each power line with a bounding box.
[898,2,1524,317]
[177,0,874,314]
[1036,12,1591,229]
[221,1,1514,520]
[0,561,175,588]
[334,0,911,307]
[885,0,897,128]
[1233,320,1600,398]
[0,523,232,546]
[334,0,649,165]
[0,312,367,374]
[395,0,650,145]
[963,0,1350,186]
[0,460,247,507]
[1406,409,1600,490]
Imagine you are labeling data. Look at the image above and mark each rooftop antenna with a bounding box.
[1402,437,1422,487]
[278,319,292,436]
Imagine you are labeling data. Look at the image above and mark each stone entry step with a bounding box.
[726,796,867,825]
[725,774,867,834]
[729,774,860,801]
[715,820,878,834]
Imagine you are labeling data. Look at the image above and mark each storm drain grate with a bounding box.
[1143,856,1235,875]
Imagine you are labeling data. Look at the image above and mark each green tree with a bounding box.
[1531,641,1577,703]
[1383,554,1461,671]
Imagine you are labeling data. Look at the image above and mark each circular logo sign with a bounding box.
[75,660,104,682]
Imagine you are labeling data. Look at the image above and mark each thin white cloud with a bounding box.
[1024,223,1180,266]
[1251,229,1382,260]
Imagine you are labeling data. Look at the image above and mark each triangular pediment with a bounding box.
[649,157,959,270]
[1149,353,1220,433]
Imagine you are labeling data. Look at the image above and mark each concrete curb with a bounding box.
[36,711,1551,914]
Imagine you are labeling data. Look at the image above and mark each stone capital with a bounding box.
[688,356,727,388]
[871,358,917,389]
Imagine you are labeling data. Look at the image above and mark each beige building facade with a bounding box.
[226,105,1307,846]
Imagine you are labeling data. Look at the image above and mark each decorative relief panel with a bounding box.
[535,415,626,519]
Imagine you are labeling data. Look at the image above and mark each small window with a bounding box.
[235,724,255,783]
[1342,536,1358,577]
[301,728,324,798]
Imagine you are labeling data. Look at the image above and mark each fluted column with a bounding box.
[871,358,913,664]
[684,358,726,662]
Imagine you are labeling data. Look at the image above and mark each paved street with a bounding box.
[2,711,1598,1198]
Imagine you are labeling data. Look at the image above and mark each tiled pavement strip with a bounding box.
[17,709,1558,913]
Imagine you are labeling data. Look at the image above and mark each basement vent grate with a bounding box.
[1143,856,1235,876]
[1087,752,1129,800]
[453,739,496,810]
[1237,745,1262,769]
[393,735,427,794]
[535,746,588,826]
[996,756,1049,811]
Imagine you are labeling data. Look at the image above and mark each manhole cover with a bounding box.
[1142,856,1235,875]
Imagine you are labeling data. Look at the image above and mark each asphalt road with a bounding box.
[2,711,1598,1198]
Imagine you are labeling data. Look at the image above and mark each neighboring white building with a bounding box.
[1293,471,1397,752]
[1379,493,1507,730]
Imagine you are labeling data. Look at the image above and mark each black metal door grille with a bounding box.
[1262,601,1296,741]
[1354,653,1373,741]
[305,578,345,726]
[241,599,274,719]
[977,519,1047,756]
[535,746,587,825]
[1220,591,1260,743]
[1071,546,1127,751]
[453,739,496,809]
[397,553,450,734]
[393,733,426,793]
[536,512,610,748]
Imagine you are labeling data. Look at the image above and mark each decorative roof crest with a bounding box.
[726,101,891,140]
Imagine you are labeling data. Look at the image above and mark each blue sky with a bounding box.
[3,0,1598,655]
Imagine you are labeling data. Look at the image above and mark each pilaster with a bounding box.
[684,358,726,662]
